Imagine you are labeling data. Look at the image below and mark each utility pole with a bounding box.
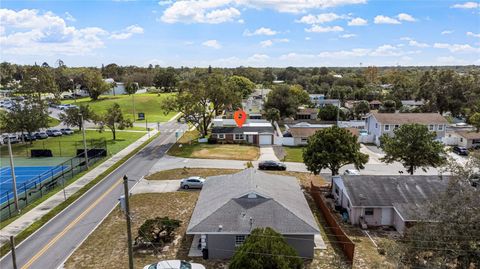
[10,236,17,269]
[132,94,136,123]
[80,113,89,169]
[123,175,134,269]
[7,136,19,213]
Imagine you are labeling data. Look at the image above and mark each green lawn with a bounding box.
[168,130,260,161]
[48,117,61,127]
[62,93,177,122]
[283,146,305,162]
[0,130,144,158]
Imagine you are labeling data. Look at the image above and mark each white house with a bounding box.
[332,175,449,234]
[364,112,448,146]
[309,94,340,108]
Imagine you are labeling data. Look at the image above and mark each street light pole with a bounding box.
[80,113,89,169]
[7,136,19,214]
[123,175,134,269]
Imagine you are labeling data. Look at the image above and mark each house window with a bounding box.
[234,134,245,140]
[429,124,435,131]
[384,124,390,131]
[364,208,374,216]
[375,123,378,129]
[437,124,444,131]
[460,138,463,142]
[394,125,399,129]
[301,138,308,143]
[235,235,246,247]
[217,134,225,139]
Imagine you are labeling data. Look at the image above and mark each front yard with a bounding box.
[282,146,305,162]
[168,131,260,161]
[146,168,241,180]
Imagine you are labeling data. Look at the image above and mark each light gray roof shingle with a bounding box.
[342,175,449,207]
[187,169,320,234]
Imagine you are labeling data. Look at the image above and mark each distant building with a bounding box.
[295,107,319,120]
[401,100,424,108]
[309,94,340,108]
[369,100,382,110]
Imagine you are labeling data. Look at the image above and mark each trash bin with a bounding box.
[202,248,208,259]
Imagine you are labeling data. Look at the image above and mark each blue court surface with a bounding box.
[0,166,67,204]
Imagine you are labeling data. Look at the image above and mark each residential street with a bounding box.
[0,120,188,269]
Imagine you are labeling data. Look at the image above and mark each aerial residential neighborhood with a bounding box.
[0,1,479,269]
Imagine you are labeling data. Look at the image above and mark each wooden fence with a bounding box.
[310,182,356,264]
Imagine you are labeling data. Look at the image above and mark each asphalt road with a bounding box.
[0,120,188,269]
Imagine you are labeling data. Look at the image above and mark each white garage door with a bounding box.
[259,135,272,145]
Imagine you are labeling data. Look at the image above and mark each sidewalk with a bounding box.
[0,129,158,247]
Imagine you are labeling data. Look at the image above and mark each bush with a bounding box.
[207,136,218,144]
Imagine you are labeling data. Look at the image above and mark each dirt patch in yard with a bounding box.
[64,192,203,269]
[146,168,241,180]
[265,171,328,188]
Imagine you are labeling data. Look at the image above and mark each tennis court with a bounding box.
[0,166,68,204]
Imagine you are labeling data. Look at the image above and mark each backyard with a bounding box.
[62,93,177,123]
[168,130,260,161]
[0,130,145,158]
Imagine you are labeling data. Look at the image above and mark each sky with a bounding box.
[0,0,479,67]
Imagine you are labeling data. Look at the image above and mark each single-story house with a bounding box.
[332,175,449,234]
[211,119,275,145]
[452,130,480,149]
[187,169,321,259]
[401,100,424,108]
[283,122,358,146]
[295,108,319,120]
[309,94,341,108]
[364,111,448,146]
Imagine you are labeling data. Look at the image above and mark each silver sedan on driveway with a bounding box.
[180,176,206,189]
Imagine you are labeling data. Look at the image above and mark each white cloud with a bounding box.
[247,53,269,62]
[202,39,222,49]
[467,32,480,38]
[348,17,367,26]
[433,43,480,53]
[296,13,344,24]
[408,39,429,48]
[441,30,454,35]
[318,48,370,58]
[451,2,479,9]
[305,25,344,33]
[161,1,240,24]
[397,13,416,22]
[110,24,144,39]
[260,40,273,47]
[340,33,356,38]
[374,15,401,24]
[244,27,277,36]
[305,37,311,40]
[0,8,110,55]
[436,56,466,65]
[237,19,245,23]
[160,0,366,24]
[64,12,76,22]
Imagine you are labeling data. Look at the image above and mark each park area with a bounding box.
[62,93,177,123]
[168,131,260,161]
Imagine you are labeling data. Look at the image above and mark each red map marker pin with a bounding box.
[234,109,247,128]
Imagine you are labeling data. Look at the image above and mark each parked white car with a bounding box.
[180,176,206,189]
[344,169,360,175]
[143,260,206,269]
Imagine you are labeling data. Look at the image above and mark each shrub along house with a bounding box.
[364,112,448,146]
[331,175,449,234]
[187,169,321,259]
[210,118,275,145]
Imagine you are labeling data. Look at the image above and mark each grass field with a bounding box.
[0,130,144,158]
[62,93,177,123]
[282,146,305,162]
[168,130,260,161]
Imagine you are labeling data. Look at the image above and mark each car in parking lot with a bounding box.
[2,134,19,144]
[180,176,206,189]
[144,260,205,269]
[258,160,287,171]
[46,129,63,137]
[34,132,49,139]
[60,128,74,135]
[452,146,469,156]
[20,133,37,142]
[344,169,360,175]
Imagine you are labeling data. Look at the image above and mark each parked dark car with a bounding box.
[452,146,469,156]
[258,161,287,171]
[46,129,63,137]
[34,132,49,139]
[20,134,37,142]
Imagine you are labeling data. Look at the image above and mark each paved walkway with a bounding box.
[258,145,280,162]
[0,129,158,246]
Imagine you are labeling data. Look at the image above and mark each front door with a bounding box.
[381,208,392,225]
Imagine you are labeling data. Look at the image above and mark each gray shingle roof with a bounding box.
[187,169,320,234]
[212,126,274,134]
[342,175,449,207]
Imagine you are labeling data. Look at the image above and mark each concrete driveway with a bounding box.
[258,145,280,161]
[131,178,181,194]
